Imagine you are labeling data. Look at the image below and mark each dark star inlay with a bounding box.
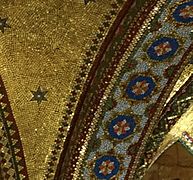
[0,17,11,33]
[30,86,48,104]
[84,0,96,5]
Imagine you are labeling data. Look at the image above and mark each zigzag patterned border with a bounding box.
[0,76,28,180]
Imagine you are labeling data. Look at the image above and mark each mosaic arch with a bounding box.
[1,0,193,179]
[55,0,193,179]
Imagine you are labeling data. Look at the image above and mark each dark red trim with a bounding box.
[0,76,29,179]
[125,43,193,179]
[55,1,156,177]
[55,0,158,178]
[55,0,193,177]
[54,0,136,178]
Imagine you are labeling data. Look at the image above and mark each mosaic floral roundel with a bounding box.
[108,115,136,140]
[147,37,179,61]
[94,155,120,179]
[126,76,156,100]
[173,1,193,23]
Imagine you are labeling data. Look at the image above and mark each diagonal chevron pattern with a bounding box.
[0,77,28,179]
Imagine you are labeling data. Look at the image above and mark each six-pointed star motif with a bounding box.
[0,17,10,33]
[31,86,48,104]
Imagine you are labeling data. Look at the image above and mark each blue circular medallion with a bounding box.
[94,156,120,179]
[147,37,179,61]
[108,115,136,140]
[126,76,155,100]
[173,1,193,23]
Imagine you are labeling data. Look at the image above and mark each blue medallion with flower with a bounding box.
[126,76,155,100]
[147,37,179,61]
[173,1,193,23]
[94,156,120,179]
[108,115,136,140]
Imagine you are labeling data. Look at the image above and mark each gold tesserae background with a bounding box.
[0,0,115,179]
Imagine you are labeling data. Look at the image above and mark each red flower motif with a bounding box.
[132,80,149,95]
[154,42,172,56]
[99,160,115,176]
[179,5,193,19]
[113,120,130,136]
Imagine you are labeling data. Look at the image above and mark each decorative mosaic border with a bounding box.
[51,0,193,179]
[78,0,193,179]
[127,44,193,179]
[56,0,164,179]
[86,1,167,179]
[44,0,138,179]
[0,76,28,180]
[52,0,158,179]
[135,73,193,179]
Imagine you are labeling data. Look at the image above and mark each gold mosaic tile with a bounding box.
[0,0,116,179]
